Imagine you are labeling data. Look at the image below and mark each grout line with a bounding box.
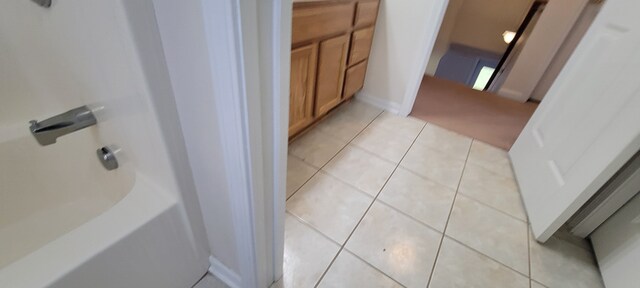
[375,197,445,234]
[289,110,536,287]
[340,249,407,288]
[313,170,377,199]
[425,139,473,288]
[191,271,208,288]
[456,162,531,224]
[456,191,529,224]
[286,211,343,247]
[444,235,531,280]
[391,164,457,193]
[528,223,533,288]
[290,115,535,287]
[284,105,385,287]
[313,119,428,288]
[285,109,384,202]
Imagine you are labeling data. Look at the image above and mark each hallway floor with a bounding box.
[283,100,604,288]
[410,76,538,150]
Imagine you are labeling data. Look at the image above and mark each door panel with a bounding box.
[289,44,318,135]
[315,34,350,116]
[510,0,640,241]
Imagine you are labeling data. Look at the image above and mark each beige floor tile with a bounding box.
[416,124,472,159]
[531,281,548,288]
[530,234,604,288]
[378,167,455,232]
[400,145,466,189]
[286,156,318,198]
[346,202,442,288]
[288,129,347,168]
[334,99,384,123]
[446,195,529,275]
[323,145,396,196]
[429,237,529,288]
[458,163,527,221]
[194,274,230,288]
[467,140,514,178]
[283,214,340,288]
[315,109,372,142]
[286,172,373,243]
[351,126,415,163]
[318,250,402,288]
[367,112,426,139]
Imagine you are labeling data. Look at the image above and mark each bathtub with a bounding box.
[0,127,206,287]
[0,0,211,285]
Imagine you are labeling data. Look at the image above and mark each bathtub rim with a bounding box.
[0,172,179,287]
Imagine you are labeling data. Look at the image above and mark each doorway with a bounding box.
[279,0,609,287]
[409,0,601,150]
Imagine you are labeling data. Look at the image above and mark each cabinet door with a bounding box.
[289,44,318,136]
[315,34,350,116]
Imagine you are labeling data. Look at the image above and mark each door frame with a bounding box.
[186,0,630,285]
[398,0,450,116]
[155,0,291,287]
[201,0,292,286]
[484,0,547,91]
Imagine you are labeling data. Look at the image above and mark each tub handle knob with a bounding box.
[97,146,119,171]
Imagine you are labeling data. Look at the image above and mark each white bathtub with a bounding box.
[0,130,135,269]
[0,0,210,286]
[0,128,206,288]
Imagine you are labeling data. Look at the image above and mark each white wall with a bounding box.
[359,0,448,111]
[425,0,464,76]
[425,0,532,76]
[153,1,288,286]
[497,0,589,102]
[450,0,532,54]
[152,0,241,277]
[529,2,601,101]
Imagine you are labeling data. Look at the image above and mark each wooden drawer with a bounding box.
[292,3,355,45]
[349,27,374,65]
[343,60,368,99]
[354,0,379,28]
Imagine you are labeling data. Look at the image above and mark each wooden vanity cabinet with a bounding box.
[289,0,379,138]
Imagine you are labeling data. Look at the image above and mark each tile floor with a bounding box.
[193,274,229,288]
[283,100,605,288]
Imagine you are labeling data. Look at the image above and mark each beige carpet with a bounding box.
[410,76,538,150]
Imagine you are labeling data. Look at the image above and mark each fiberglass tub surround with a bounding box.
[0,0,208,287]
[0,125,135,269]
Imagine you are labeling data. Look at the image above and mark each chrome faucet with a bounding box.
[29,105,97,146]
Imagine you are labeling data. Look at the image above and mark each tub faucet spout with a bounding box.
[29,105,97,146]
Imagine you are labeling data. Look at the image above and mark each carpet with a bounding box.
[410,76,538,150]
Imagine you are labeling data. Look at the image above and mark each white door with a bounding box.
[510,0,640,242]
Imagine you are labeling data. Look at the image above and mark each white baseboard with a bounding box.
[208,256,242,288]
[497,88,526,102]
[355,92,401,115]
